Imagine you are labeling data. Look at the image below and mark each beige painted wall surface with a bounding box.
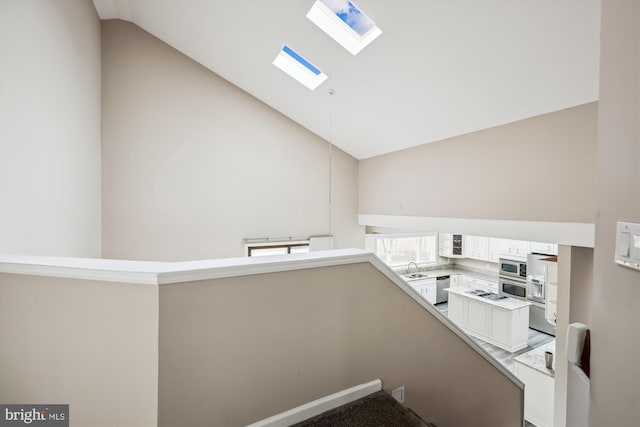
[591,1,640,426]
[359,103,597,223]
[158,263,523,427]
[0,0,102,257]
[101,20,363,261]
[568,247,594,326]
[0,274,159,427]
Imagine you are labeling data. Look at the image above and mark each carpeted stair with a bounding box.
[290,391,436,427]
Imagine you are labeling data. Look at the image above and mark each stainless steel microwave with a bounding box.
[499,277,527,300]
[499,258,527,280]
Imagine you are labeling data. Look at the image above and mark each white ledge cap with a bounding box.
[0,249,372,285]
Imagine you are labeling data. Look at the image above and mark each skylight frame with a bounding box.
[306,0,382,55]
[272,45,328,91]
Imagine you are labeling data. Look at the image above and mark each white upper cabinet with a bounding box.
[439,233,464,258]
[464,235,489,261]
[530,241,558,255]
[488,238,500,263]
[439,234,556,263]
[498,239,531,261]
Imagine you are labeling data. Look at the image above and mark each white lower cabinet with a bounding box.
[410,278,437,304]
[457,275,467,288]
[448,293,467,326]
[447,291,529,352]
[516,362,555,427]
[466,299,490,336]
[490,307,511,346]
[450,274,459,287]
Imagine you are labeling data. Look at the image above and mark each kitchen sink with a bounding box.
[483,293,508,300]
[466,289,508,300]
[406,273,429,279]
[466,289,489,296]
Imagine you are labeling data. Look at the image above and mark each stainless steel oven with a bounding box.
[499,258,527,280]
[498,277,527,300]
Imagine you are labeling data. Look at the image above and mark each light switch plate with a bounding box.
[615,221,640,271]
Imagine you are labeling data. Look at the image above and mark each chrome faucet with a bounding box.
[407,262,419,275]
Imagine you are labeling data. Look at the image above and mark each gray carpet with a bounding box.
[291,391,434,427]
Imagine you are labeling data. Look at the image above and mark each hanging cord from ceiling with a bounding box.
[328,88,335,237]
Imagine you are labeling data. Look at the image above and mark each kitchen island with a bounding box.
[445,287,530,352]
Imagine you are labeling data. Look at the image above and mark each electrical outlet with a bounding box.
[391,386,404,403]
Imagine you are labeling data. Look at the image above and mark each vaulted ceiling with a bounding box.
[92,0,601,159]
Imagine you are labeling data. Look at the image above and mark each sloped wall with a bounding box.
[158,262,523,427]
[101,20,363,261]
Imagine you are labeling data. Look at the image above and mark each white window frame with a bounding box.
[244,240,310,257]
[369,232,438,268]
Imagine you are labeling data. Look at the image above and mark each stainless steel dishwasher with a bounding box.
[436,275,450,304]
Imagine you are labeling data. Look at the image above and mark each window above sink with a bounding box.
[367,233,437,268]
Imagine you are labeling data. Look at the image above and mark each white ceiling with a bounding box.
[92,0,601,159]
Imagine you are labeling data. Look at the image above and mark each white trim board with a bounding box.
[359,214,595,248]
[0,249,371,285]
[246,379,382,427]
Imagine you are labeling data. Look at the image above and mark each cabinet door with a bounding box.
[499,239,528,260]
[458,275,468,288]
[477,237,489,261]
[439,233,451,257]
[515,240,531,258]
[412,279,436,304]
[450,275,459,287]
[490,307,512,346]
[531,241,558,256]
[448,293,466,327]
[465,236,489,260]
[425,282,437,304]
[464,235,475,258]
[488,238,500,263]
[466,299,490,337]
[498,238,512,258]
[466,276,482,289]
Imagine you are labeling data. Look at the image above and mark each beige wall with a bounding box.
[359,103,597,223]
[101,20,363,261]
[591,1,640,426]
[0,0,102,257]
[158,263,523,427]
[0,274,159,427]
[569,247,594,326]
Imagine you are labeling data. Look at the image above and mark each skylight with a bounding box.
[272,45,328,90]
[307,0,382,55]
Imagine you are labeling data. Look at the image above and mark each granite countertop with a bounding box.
[397,266,499,283]
[444,287,531,311]
[515,341,556,378]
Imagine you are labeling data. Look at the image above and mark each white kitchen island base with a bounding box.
[446,288,530,352]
